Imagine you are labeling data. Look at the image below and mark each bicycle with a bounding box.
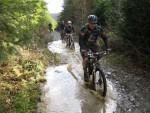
[65,33,75,50]
[84,49,108,97]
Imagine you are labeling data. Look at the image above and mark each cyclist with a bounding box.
[64,20,75,34]
[48,23,53,32]
[79,15,108,82]
[64,21,75,46]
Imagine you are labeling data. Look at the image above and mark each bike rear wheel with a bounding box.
[92,68,107,97]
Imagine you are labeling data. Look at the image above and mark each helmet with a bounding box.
[88,15,97,23]
[67,21,72,24]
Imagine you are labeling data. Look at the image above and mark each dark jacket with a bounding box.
[64,25,75,34]
[79,24,108,50]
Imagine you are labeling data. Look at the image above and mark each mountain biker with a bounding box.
[48,23,52,32]
[64,20,75,34]
[64,21,75,46]
[79,15,108,82]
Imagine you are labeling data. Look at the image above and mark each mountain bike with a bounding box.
[65,33,75,50]
[84,49,108,97]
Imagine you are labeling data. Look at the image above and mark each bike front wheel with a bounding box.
[66,36,69,47]
[70,40,75,50]
[92,68,107,97]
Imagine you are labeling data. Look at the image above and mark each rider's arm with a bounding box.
[79,26,87,50]
[79,32,86,49]
[101,31,108,50]
[64,26,67,33]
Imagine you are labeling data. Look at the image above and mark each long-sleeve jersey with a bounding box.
[79,23,108,50]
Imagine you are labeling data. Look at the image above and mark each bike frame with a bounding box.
[65,33,74,49]
[87,50,101,76]
[87,49,107,96]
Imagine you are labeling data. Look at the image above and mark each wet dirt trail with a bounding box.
[38,32,117,113]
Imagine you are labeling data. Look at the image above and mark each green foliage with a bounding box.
[92,0,150,66]
[0,54,45,113]
[121,0,150,55]
[93,0,110,26]
[13,83,40,113]
[60,0,80,22]
[0,41,18,63]
[0,0,56,62]
[0,47,60,113]
[0,0,57,112]
[60,0,94,33]
[93,0,123,30]
[0,45,61,112]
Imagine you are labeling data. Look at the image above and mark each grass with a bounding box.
[0,46,59,113]
[103,52,132,68]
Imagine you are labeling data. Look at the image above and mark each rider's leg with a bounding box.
[80,48,89,82]
[82,56,89,82]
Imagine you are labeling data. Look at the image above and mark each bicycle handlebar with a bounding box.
[87,49,111,59]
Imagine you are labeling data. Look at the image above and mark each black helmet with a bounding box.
[88,15,97,23]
